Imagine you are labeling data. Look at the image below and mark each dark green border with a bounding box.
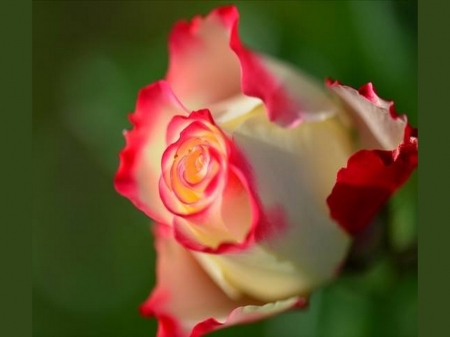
[2,0,31,337]
[419,0,445,336]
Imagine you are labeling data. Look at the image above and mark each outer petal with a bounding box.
[167,5,335,128]
[327,135,418,235]
[114,81,188,224]
[166,6,242,110]
[220,108,353,300]
[193,245,320,303]
[327,80,408,150]
[231,48,336,128]
[326,80,418,235]
[141,224,307,337]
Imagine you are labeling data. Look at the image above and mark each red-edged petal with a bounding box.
[171,164,260,254]
[231,43,334,128]
[327,80,408,150]
[167,5,333,128]
[141,224,307,337]
[190,297,307,337]
[327,135,418,235]
[165,109,217,146]
[166,6,242,110]
[114,81,188,224]
[160,109,261,254]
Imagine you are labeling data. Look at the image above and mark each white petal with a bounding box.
[329,83,407,150]
[201,110,354,301]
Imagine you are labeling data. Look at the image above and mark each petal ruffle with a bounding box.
[327,136,418,235]
[326,80,418,235]
[167,5,333,128]
[166,6,242,110]
[327,80,408,150]
[114,81,188,224]
[141,224,307,337]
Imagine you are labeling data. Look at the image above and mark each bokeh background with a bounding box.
[33,1,417,336]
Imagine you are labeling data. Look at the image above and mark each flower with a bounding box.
[114,6,418,337]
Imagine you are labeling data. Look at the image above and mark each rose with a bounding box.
[114,6,418,337]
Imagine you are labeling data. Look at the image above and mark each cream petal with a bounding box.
[209,94,262,130]
[172,167,254,252]
[328,81,408,150]
[260,56,337,123]
[142,224,306,337]
[194,245,317,302]
[206,110,354,300]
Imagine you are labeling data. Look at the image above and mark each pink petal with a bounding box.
[327,136,418,235]
[327,80,409,150]
[141,224,307,337]
[114,81,188,224]
[166,6,242,110]
[167,5,333,128]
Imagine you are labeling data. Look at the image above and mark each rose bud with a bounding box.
[114,6,417,337]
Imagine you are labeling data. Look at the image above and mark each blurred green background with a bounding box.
[33,1,417,336]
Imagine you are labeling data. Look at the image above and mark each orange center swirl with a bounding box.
[160,112,229,216]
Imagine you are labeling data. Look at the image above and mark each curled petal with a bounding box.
[160,110,260,253]
[326,80,418,235]
[114,81,188,224]
[327,80,408,150]
[166,109,219,146]
[231,49,336,127]
[172,165,259,253]
[159,137,224,216]
[167,6,242,110]
[191,297,307,337]
[167,5,334,128]
[193,244,320,303]
[208,94,262,129]
[327,136,418,235]
[141,224,307,337]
